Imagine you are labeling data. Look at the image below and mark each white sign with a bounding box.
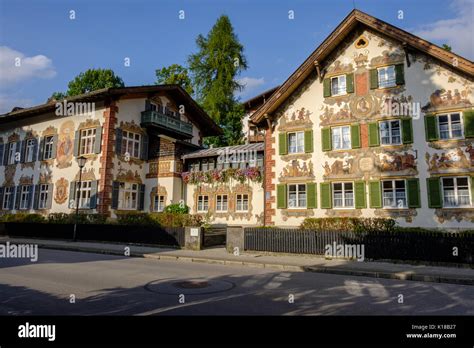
[190,228,199,237]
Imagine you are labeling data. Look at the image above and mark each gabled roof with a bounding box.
[0,85,222,136]
[242,86,279,111]
[251,9,474,124]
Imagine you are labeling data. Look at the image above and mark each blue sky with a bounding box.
[0,0,472,113]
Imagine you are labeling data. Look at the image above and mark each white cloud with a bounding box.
[236,76,265,96]
[413,0,473,59]
[0,93,34,114]
[0,46,56,85]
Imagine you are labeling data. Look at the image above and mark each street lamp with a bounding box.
[73,156,87,241]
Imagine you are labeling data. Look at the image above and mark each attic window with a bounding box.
[355,36,368,49]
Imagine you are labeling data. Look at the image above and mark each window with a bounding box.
[79,128,97,155]
[153,195,165,212]
[121,131,140,158]
[288,184,306,208]
[236,194,249,212]
[377,65,396,88]
[118,182,139,210]
[38,184,50,209]
[332,126,351,150]
[7,142,16,164]
[24,139,36,162]
[379,120,401,145]
[382,180,407,208]
[333,182,354,208]
[256,153,264,168]
[216,195,228,212]
[197,195,209,212]
[76,181,92,209]
[19,185,31,210]
[43,136,54,160]
[189,161,200,172]
[288,132,304,153]
[438,113,463,140]
[2,187,13,210]
[330,75,346,96]
[442,177,471,207]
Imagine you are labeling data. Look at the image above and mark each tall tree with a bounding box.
[442,44,452,52]
[155,64,194,95]
[188,15,248,146]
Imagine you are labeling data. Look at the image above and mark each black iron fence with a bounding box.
[0,223,185,247]
[244,228,474,264]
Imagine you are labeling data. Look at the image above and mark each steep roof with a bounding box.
[0,85,222,136]
[242,86,279,112]
[251,9,474,125]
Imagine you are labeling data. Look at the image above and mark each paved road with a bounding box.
[0,249,473,315]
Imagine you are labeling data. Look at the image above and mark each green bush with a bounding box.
[149,212,203,227]
[300,217,396,233]
[0,213,45,223]
[163,203,189,214]
[47,213,108,224]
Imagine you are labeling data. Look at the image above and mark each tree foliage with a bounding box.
[155,64,194,95]
[442,44,452,52]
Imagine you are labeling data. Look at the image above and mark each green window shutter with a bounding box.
[471,177,474,206]
[307,183,317,209]
[304,130,313,153]
[424,114,438,141]
[369,181,382,208]
[320,183,332,209]
[395,64,405,85]
[407,178,421,208]
[351,124,361,149]
[463,109,474,138]
[278,133,287,155]
[426,177,442,208]
[368,122,379,147]
[402,118,413,144]
[346,73,354,93]
[323,78,331,97]
[369,69,378,89]
[321,128,332,151]
[277,184,287,209]
[354,181,366,209]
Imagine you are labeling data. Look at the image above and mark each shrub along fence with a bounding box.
[244,228,474,264]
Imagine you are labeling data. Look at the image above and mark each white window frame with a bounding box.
[118,182,139,210]
[76,180,92,209]
[7,142,16,164]
[121,130,141,158]
[441,176,471,208]
[437,112,464,140]
[153,195,165,212]
[2,186,13,210]
[331,126,351,150]
[377,65,396,88]
[236,194,249,212]
[38,184,50,209]
[25,139,35,163]
[43,136,54,160]
[19,185,30,210]
[332,182,354,209]
[288,131,304,154]
[379,119,402,145]
[330,75,347,96]
[197,195,209,212]
[382,179,407,209]
[216,194,228,212]
[79,128,96,155]
[288,184,307,209]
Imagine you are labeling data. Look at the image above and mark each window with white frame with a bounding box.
[379,120,401,145]
[153,195,165,212]
[2,187,13,210]
[197,195,209,212]
[288,184,306,208]
[216,194,228,212]
[118,182,139,210]
[121,131,140,158]
[442,177,471,207]
[330,75,346,96]
[332,126,351,150]
[76,181,92,209]
[43,136,54,160]
[333,182,354,208]
[377,65,396,88]
[288,132,304,153]
[236,194,249,212]
[382,180,407,208]
[25,139,35,162]
[19,185,31,210]
[7,142,16,164]
[438,113,463,140]
[79,128,96,155]
[38,184,50,209]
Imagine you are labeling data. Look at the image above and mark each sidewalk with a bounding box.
[1,236,473,286]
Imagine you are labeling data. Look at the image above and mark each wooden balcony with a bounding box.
[141,110,193,138]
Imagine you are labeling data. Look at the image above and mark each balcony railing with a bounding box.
[141,110,193,136]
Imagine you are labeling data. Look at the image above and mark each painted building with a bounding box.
[250,10,474,229]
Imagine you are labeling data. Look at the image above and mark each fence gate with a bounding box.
[202,226,227,248]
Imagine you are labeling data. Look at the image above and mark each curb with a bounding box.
[16,242,474,286]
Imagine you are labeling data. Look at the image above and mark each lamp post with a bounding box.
[73,156,87,241]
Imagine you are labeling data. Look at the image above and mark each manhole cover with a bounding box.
[145,278,235,295]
